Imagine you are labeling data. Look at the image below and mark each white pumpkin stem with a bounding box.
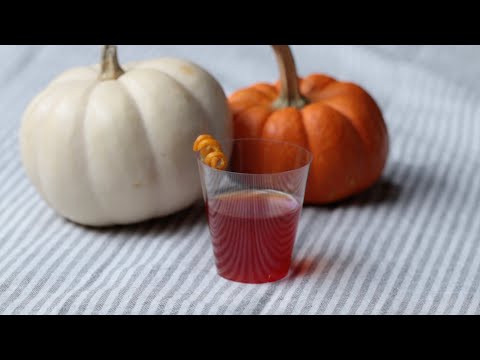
[271,45,309,110]
[99,45,125,81]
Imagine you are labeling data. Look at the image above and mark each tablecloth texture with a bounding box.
[1,45,479,315]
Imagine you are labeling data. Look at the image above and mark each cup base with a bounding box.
[217,269,290,284]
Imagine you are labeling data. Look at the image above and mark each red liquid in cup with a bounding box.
[207,190,302,284]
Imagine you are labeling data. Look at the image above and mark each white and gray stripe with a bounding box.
[1,45,480,314]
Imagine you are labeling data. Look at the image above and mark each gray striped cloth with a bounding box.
[1,45,480,315]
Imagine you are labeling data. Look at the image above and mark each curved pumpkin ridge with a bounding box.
[315,82,386,147]
[136,58,233,160]
[118,69,208,221]
[34,90,67,215]
[251,83,279,100]
[233,105,273,139]
[21,84,75,204]
[35,83,104,225]
[230,87,275,114]
[138,68,212,136]
[82,83,126,225]
[116,74,164,216]
[258,108,309,175]
[50,67,98,86]
[137,59,233,162]
[79,84,111,225]
[135,59,231,139]
[45,84,101,222]
[301,103,368,203]
[83,80,160,225]
[317,82,388,178]
[300,74,336,98]
[262,108,309,149]
[25,85,79,210]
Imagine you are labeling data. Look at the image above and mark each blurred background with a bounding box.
[2,45,477,177]
[1,45,478,113]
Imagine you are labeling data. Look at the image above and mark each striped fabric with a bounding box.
[1,45,480,315]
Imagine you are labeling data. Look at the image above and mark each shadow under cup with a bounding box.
[198,139,312,284]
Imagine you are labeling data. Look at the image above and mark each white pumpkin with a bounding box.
[20,45,232,227]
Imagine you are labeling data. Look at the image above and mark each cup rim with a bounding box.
[196,137,313,176]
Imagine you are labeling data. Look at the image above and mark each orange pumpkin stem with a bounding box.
[271,45,309,110]
[99,45,125,81]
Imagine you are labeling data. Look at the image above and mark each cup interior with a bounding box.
[226,138,312,175]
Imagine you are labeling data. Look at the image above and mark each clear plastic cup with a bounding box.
[197,138,312,284]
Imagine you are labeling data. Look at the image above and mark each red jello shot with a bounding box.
[197,138,312,284]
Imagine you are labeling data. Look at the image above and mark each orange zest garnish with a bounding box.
[193,134,228,170]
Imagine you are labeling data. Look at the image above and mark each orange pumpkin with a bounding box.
[229,45,389,204]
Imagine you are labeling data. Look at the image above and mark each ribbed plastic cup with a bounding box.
[197,139,312,284]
